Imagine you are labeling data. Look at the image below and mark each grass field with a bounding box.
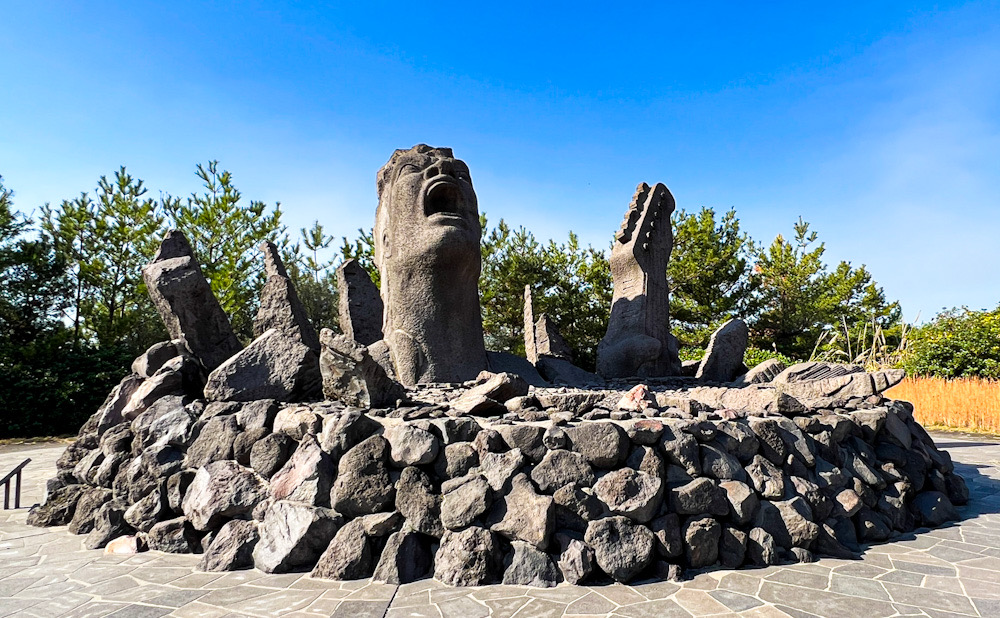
[887,376,1000,435]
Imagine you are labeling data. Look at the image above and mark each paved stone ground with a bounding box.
[1,433,998,618]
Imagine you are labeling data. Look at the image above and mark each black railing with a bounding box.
[1,458,30,509]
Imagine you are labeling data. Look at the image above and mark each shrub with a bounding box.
[902,306,1000,379]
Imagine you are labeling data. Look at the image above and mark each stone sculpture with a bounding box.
[142,230,243,371]
[27,147,970,590]
[337,259,383,346]
[523,285,572,364]
[255,241,320,352]
[597,182,681,378]
[374,144,488,385]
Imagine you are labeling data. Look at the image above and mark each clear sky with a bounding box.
[2,1,999,322]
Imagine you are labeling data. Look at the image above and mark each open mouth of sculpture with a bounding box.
[423,179,465,221]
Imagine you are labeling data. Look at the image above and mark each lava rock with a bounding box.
[384,423,440,467]
[372,530,435,584]
[182,461,269,531]
[683,516,721,568]
[441,475,492,530]
[269,435,335,506]
[502,540,560,587]
[312,519,372,580]
[670,477,729,516]
[331,435,395,518]
[396,466,443,537]
[488,473,554,549]
[593,468,663,523]
[252,500,342,573]
[584,515,655,583]
[568,422,628,468]
[434,526,503,586]
[250,432,296,479]
[199,519,259,571]
[531,449,595,493]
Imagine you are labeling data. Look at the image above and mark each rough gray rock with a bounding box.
[199,519,259,571]
[132,341,182,378]
[372,530,434,584]
[719,480,759,525]
[272,407,323,441]
[696,318,748,382]
[336,259,384,346]
[254,241,320,351]
[84,499,131,550]
[185,415,240,468]
[235,399,279,431]
[488,473,554,550]
[649,513,683,558]
[536,357,604,387]
[441,475,492,530]
[584,515,655,582]
[719,525,747,568]
[593,468,663,523]
[530,449,595,493]
[745,455,785,499]
[659,422,702,475]
[146,517,200,553]
[269,435,334,506]
[700,443,747,481]
[754,498,819,549]
[27,484,86,527]
[496,424,546,462]
[502,540,560,587]
[182,461,269,531]
[319,330,406,408]
[384,423,440,467]
[204,329,321,402]
[320,409,382,459]
[124,487,165,533]
[375,145,488,386]
[670,477,729,516]
[747,527,780,565]
[597,182,680,379]
[331,435,395,517]
[142,230,243,371]
[553,484,607,532]
[436,442,478,479]
[233,427,270,466]
[68,487,113,535]
[434,526,503,586]
[252,500,342,573]
[733,358,786,386]
[910,491,958,526]
[250,432,296,479]
[395,466,443,537]
[557,536,596,585]
[683,516,721,568]
[312,519,372,580]
[568,422,628,468]
[474,449,525,492]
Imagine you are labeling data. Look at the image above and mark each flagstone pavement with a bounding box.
[1,433,999,618]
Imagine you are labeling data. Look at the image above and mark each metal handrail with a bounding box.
[1,458,30,509]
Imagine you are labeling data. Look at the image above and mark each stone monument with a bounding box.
[597,182,681,378]
[374,144,488,386]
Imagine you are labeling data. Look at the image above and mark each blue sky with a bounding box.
[2,1,999,321]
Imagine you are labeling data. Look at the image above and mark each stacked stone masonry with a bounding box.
[29,369,968,587]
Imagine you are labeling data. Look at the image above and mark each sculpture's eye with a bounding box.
[455,168,471,182]
[396,163,421,180]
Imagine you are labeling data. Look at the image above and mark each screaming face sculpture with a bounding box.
[374,145,488,385]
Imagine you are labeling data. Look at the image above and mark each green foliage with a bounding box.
[751,217,898,360]
[479,217,611,371]
[286,221,341,333]
[743,346,799,369]
[39,168,167,351]
[164,161,285,341]
[0,178,124,439]
[669,207,758,346]
[339,227,378,288]
[903,306,1000,378]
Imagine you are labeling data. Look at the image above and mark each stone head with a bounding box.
[374,144,481,276]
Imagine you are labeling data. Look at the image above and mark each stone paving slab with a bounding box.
[1,433,999,617]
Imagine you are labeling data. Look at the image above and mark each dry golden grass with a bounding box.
[887,376,1000,434]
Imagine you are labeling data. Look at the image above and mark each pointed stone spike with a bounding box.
[254,243,320,352]
[143,230,243,372]
[337,259,384,346]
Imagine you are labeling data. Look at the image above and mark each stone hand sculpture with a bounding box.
[597,182,681,378]
[374,145,488,386]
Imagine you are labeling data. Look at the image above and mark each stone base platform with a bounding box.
[24,373,969,588]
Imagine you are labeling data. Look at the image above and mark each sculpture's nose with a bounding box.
[424,159,454,180]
